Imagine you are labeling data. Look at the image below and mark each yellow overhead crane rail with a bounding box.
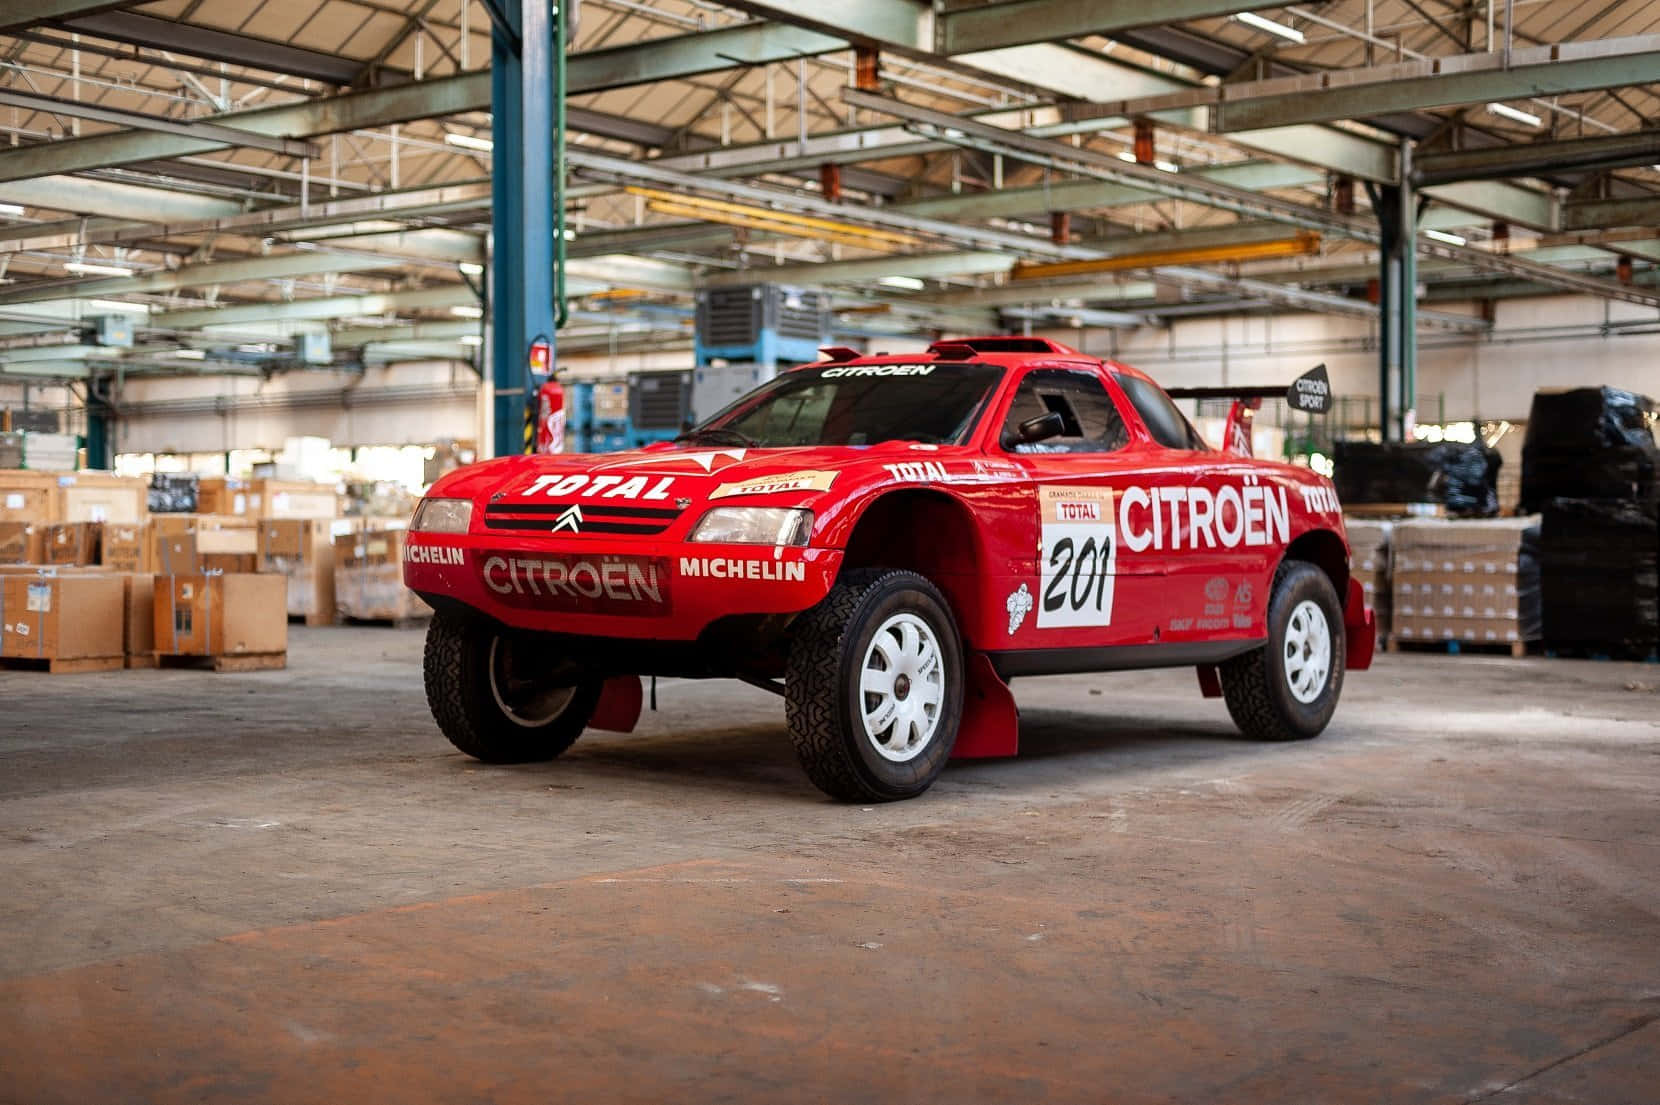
[1010,231,1322,282]
[623,186,923,252]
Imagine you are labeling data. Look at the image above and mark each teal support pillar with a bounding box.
[85,377,114,469]
[1366,152,1417,444]
[485,0,558,457]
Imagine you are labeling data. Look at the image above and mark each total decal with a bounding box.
[482,554,668,615]
[1038,485,1118,628]
[1300,484,1341,514]
[710,470,837,500]
[519,472,677,500]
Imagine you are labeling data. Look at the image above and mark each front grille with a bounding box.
[484,501,683,536]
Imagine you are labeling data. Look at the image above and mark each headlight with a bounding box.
[689,506,813,546]
[410,497,473,533]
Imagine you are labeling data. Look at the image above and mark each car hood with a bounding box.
[428,442,981,533]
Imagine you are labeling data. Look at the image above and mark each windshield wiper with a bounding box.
[672,426,758,448]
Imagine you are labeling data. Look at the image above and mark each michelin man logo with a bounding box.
[1006,583,1034,636]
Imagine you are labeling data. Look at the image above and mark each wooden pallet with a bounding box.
[340,614,430,630]
[1387,636,1528,658]
[1542,644,1660,663]
[288,611,335,627]
[154,651,287,672]
[0,654,125,674]
[1345,502,1447,519]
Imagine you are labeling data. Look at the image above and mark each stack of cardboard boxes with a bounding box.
[334,524,424,622]
[1388,517,1539,653]
[1344,519,1392,644]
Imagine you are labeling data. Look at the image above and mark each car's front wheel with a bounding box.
[1219,560,1346,741]
[786,568,964,802]
[423,611,602,762]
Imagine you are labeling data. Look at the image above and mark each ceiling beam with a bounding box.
[1209,35,1660,132]
[53,11,365,85]
[1562,194,1660,231]
[0,21,844,185]
[153,286,476,330]
[938,0,1283,54]
[0,0,126,33]
[0,88,319,159]
[1414,130,1660,187]
[0,251,405,306]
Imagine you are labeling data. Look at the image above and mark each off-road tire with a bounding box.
[785,568,964,802]
[423,611,601,763]
[1220,560,1345,741]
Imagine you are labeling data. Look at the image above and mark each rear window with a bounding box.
[1116,374,1209,451]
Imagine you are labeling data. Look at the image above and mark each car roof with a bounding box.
[803,337,1169,391]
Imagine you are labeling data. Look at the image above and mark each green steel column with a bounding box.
[1399,137,1418,436]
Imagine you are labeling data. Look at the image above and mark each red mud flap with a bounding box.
[952,651,1020,759]
[1345,577,1376,671]
[590,675,643,733]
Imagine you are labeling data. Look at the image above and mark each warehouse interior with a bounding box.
[3,1,1659,1101]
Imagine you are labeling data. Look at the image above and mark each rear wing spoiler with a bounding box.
[1166,364,1332,457]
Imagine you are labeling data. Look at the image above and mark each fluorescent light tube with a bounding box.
[460,334,484,346]
[64,261,134,277]
[450,305,484,318]
[1154,160,1179,173]
[1424,229,1467,246]
[458,262,484,275]
[445,132,494,152]
[1486,102,1542,127]
[0,202,24,217]
[1235,11,1305,43]
[86,298,149,313]
[173,348,206,360]
[878,275,925,291]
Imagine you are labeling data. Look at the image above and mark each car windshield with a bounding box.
[682,362,1005,447]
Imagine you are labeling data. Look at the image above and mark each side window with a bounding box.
[1000,369,1130,454]
[1117,374,1208,451]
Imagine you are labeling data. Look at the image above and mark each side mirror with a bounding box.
[1010,411,1066,447]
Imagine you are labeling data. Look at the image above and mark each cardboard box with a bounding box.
[45,522,102,566]
[0,473,53,523]
[152,515,259,574]
[122,571,155,661]
[0,521,45,565]
[195,477,250,517]
[101,522,151,573]
[1389,517,1539,646]
[154,573,287,657]
[334,529,426,621]
[0,573,125,660]
[259,519,336,621]
[253,479,338,519]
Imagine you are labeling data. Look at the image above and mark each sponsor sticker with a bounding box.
[482,554,669,615]
[1300,484,1341,514]
[520,473,676,500]
[1005,583,1034,635]
[403,544,465,566]
[710,470,838,500]
[679,556,807,583]
[883,461,948,483]
[820,364,935,378]
[1116,481,1289,553]
[1038,485,1117,629]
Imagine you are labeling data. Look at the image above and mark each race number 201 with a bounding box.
[1038,485,1117,628]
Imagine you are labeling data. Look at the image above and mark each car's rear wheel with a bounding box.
[1220,560,1345,741]
[423,611,601,762]
[785,568,964,802]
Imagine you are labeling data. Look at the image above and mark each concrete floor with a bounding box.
[2,627,1658,1104]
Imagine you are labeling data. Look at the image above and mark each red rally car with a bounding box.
[404,337,1374,802]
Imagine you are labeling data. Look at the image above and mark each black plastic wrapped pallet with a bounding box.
[1520,387,1660,512]
[1517,524,1543,643]
[1538,498,1659,651]
[148,473,200,514]
[1332,440,1500,516]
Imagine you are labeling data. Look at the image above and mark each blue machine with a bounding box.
[563,370,693,454]
[692,285,829,422]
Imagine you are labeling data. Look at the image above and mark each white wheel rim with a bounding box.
[1283,599,1332,705]
[489,636,577,728]
[859,612,946,763]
